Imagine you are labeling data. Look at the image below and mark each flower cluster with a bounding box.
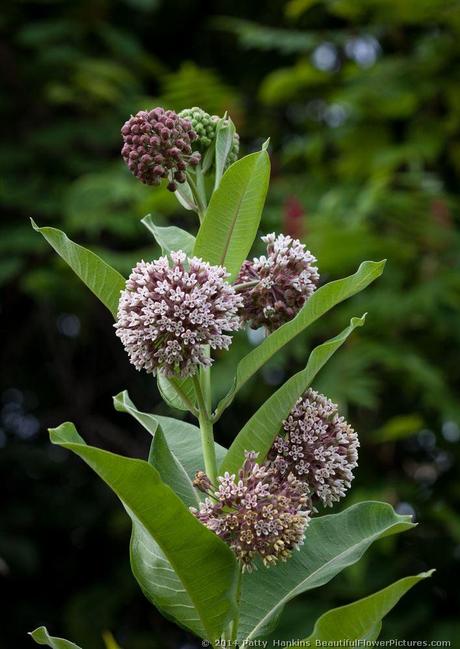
[191,452,310,571]
[269,389,359,509]
[114,252,243,377]
[236,233,319,332]
[178,107,240,165]
[178,107,216,148]
[121,108,200,191]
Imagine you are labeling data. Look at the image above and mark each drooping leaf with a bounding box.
[113,390,226,477]
[291,571,434,646]
[29,627,81,649]
[149,426,200,507]
[215,260,385,418]
[157,374,197,413]
[237,501,416,643]
[31,219,125,318]
[219,315,366,476]
[49,422,237,642]
[194,148,270,280]
[214,116,236,189]
[141,214,195,257]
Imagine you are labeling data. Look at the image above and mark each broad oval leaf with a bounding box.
[113,390,226,477]
[141,214,196,257]
[31,219,125,318]
[214,260,385,418]
[157,374,197,414]
[219,315,366,476]
[130,522,207,638]
[113,391,217,636]
[194,149,270,280]
[292,571,434,646]
[49,422,238,642]
[29,627,81,649]
[237,501,416,643]
[149,426,200,508]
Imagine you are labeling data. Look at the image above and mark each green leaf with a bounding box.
[194,149,271,280]
[157,374,197,413]
[149,426,200,508]
[130,521,207,637]
[237,501,416,643]
[214,116,236,189]
[292,571,434,646]
[174,180,198,212]
[219,315,366,476]
[113,390,226,477]
[49,422,237,642]
[29,627,81,649]
[141,214,196,257]
[215,260,385,418]
[31,219,125,318]
[111,394,214,637]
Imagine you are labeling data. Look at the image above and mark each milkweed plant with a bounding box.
[29,107,433,649]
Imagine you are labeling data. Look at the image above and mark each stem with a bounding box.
[186,170,206,222]
[192,374,217,485]
[195,163,208,210]
[234,279,259,292]
[230,567,243,642]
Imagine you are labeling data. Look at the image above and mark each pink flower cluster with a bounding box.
[237,233,319,332]
[191,452,310,571]
[269,388,359,509]
[114,252,242,377]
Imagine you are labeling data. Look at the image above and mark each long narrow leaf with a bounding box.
[214,116,236,189]
[237,501,416,642]
[219,315,366,475]
[49,422,237,642]
[215,260,385,418]
[292,571,434,646]
[194,149,270,280]
[31,220,125,318]
[29,627,81,649]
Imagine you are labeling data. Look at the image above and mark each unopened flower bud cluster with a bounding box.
[121,107,200,191]
[178,107,240,165]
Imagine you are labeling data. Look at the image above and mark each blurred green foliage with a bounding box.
[1,0,460,647]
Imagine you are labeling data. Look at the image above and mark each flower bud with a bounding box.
[121,107,201,190]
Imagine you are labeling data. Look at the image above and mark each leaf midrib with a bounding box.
[217,156,258,269]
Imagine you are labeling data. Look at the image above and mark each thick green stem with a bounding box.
[192,374,217,485]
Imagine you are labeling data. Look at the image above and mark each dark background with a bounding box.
[1,0,460,646]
